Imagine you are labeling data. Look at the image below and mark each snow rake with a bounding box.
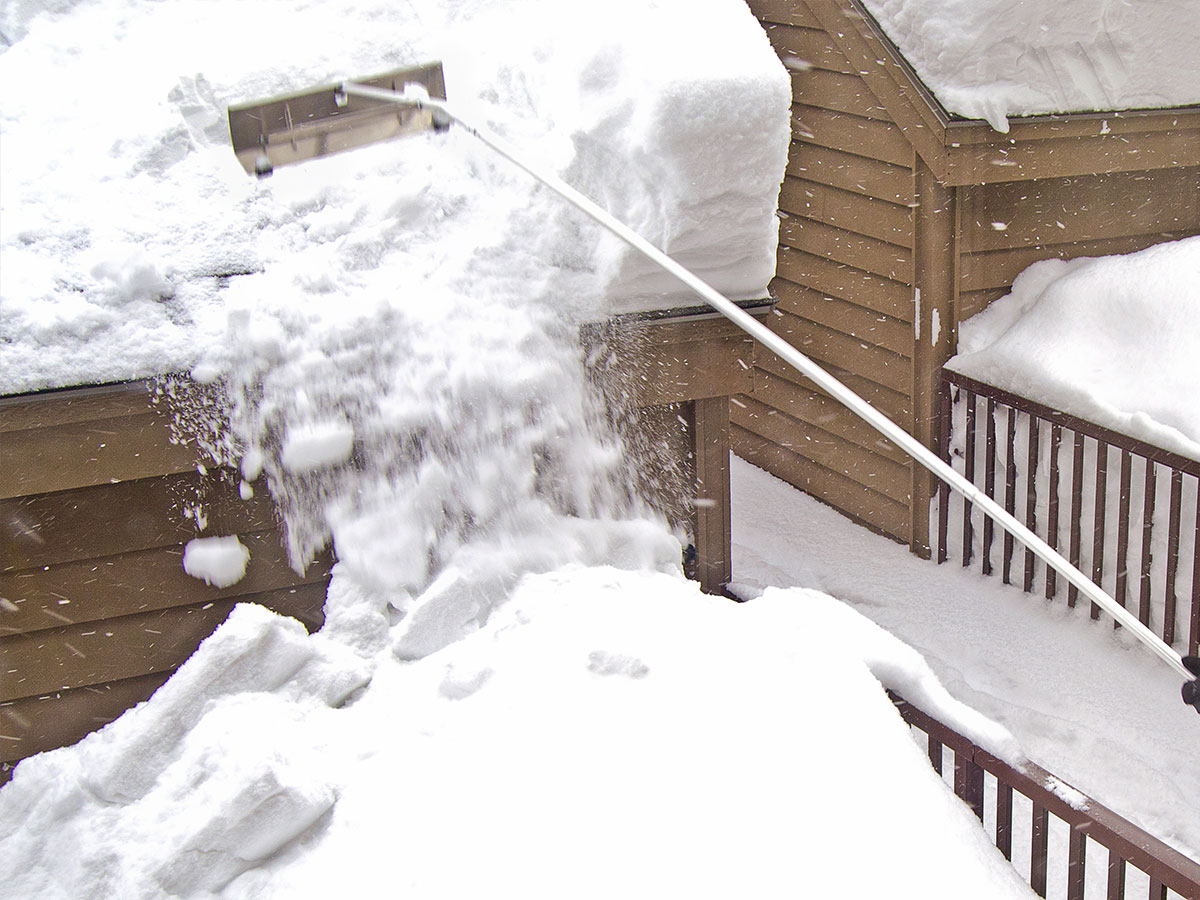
[227,65,1200,713]
[227,62,448,177]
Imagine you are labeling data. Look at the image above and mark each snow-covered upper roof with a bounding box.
[860,0,1200,133]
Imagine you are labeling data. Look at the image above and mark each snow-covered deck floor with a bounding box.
[731,455,1200,862]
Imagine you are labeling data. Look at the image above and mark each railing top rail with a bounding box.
[944,368,1200,477]
[892,694,1200,895]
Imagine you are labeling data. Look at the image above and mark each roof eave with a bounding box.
[811,0,1200,185]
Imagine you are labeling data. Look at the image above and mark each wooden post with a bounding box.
[686,396,733,595]
[911,158,958,558]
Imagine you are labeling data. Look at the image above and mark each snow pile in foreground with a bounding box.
[948,237,1200,460]
[860,0,1200,132]
[0,572,1031,898]
[0,0,790,395]
[730,456,1200,865]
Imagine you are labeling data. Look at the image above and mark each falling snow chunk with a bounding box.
[279,420,355,473]
[241,449,265,482]
[182,536,251,588]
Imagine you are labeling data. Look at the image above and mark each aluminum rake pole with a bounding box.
[342,81,1194,685]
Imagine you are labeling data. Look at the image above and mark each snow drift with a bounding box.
[949,236,1200,461]
[0,574,1032,898]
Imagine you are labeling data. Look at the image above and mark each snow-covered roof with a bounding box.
[860,0,1200,133]
[0,0,790,396]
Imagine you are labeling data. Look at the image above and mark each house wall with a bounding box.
[738,0,919,544]
[957,167,1200,319]
[742,0,1200,554]
[0,382,332,782]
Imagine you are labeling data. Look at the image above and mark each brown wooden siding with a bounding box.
[792,68,891,123]
[958,167,1200,316]
[744,0,1199,553]
[787,145,913,205]
[741,0,918,544]
[792,105,912,168]
[734,425,912,540]
[945,128,1200,186]
[1,382,332,779]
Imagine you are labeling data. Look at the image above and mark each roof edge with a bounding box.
[799,0,1200,184]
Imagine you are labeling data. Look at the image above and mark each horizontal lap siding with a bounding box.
[0,384,332,778]
[742,0,918,544]
[0,583,327,767]
[1,583,327,703]
[958,167,1200,318]
[746,0,822,28]
[1,410,198,498]
[734,425,912,540]
[2,470,283,573]
[1,533,332,639]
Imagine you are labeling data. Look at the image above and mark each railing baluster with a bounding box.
[1024,414,1040,592]
[1115,449,1133,627]
[1192,480,1200,656]
[984,397,998,576]
[1046,423,1063,599]
[996,781,1013,861]
[1092,440,1110,619]
[928,733,943,775]
[1067,826,1087,900]
[955,753,984,821]
[1068,431,1085,608]
[1164,469,1183,647]
[941,370,1200,661]
[1140,460,1158,627]
[1149,876,1167,900]
[963,389,977,567]
[1003,408,1018,585]
[893,689,1200,900]
[937,384,953,564]
[1107,853,1126,900]
[1031,802,1050,897]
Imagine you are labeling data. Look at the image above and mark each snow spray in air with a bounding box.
[163,189,683,659]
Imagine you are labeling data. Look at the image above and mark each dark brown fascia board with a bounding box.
[0,379,153,432]
[808,0,1200,184]
[945,106,1200,144]
[943,118,1200,185]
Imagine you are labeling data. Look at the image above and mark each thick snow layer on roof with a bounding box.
[0,0,789,395]
[860,0,1200,132]
[0,573,1032,898]
[948,237,1200,460]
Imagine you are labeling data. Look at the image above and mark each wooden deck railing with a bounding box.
[891,693,1200,899]
[935,370,1200,656]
